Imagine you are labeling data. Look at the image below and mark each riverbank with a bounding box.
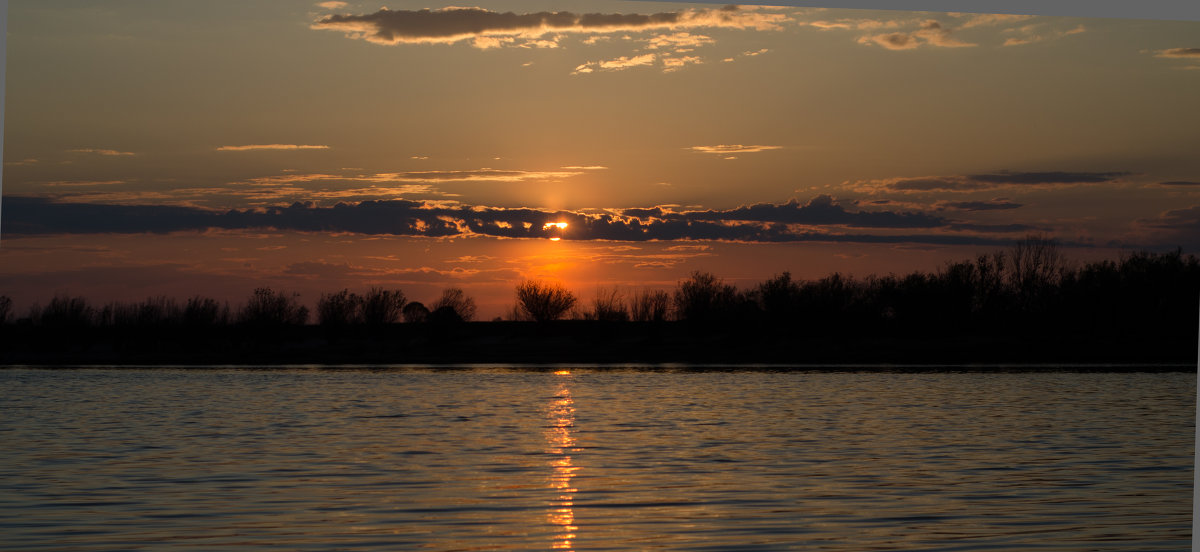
[1,321,1194,367]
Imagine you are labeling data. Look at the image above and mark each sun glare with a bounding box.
[544,222,568,242]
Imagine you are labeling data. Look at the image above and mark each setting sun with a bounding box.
[545,222,568,241]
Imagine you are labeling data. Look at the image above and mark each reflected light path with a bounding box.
[546,370,579,550]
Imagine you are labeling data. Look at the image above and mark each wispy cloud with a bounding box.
[311,5,790,49]
[41,180,128,188]
[1155,47,1200,59]
[573,53,656,74]
[935,198,1024,211]
[316,1,346,9]
[216,144,330,151]
[957,13,1035,29]
[662,55,703,72]
[852,170,1130,193]
[691,144,782,155]
[68,148,137,156]
[858,20,975,50]
[1002,24,1085,47]
[645,32,714,50]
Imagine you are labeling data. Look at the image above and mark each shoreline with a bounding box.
[1,320,1194,368]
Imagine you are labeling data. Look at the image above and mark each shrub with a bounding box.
[430,288,476,322]
[515,280,576,322]
[239,288,308,326]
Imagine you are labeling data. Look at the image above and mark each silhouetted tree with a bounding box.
[184,296,229,327]
[515,280,576,322]
[239,288,308,326]
[427,305,464,324]
[1006,235,1067,314]
[402,301,430,323]
[361,287,405,326]
[590,287,628,322]
[317,289,362,327]
[673,271,739,323]
[36,295,94,327]
[629,288,670,322]
[430,288,476,322]
[0,296,12,325]
[756,272,802,325]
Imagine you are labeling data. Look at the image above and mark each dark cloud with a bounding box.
[864,170,1129,192]
[1156,48,1200,59]
[685,195,946,228]
[1,195,1023,247]
[1142,205,1200,231]
[966,171,1129,184]
[311,6,787,47]
[937,199,1024,211]
[1160,180,1200,186]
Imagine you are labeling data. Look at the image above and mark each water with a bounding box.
[0,367,1193,551]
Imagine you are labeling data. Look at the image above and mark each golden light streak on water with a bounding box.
[546,373,579,551]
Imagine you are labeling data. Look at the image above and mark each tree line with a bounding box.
[2,237,1197,340]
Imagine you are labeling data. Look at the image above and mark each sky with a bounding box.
[2,1,1198,318]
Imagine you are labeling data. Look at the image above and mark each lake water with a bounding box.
[0,367,1193,551]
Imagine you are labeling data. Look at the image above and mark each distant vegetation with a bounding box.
[2,237,1198,344]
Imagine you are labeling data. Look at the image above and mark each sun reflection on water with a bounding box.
[546,371,578,550]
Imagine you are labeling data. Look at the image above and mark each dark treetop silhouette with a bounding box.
[1,237,1196,366]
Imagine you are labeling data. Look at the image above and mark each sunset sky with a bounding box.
[2,1,1198,318]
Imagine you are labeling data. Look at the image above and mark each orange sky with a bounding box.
[2,1,1198,318]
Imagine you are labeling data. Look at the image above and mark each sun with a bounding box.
[543,222,568,241]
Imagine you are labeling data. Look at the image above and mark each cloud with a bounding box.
[859,32,920,50]
[317,1,347,9]
[1159,180,1200,186]
[1002,23,1085,47]
[1136,205,1200,248]
[1141,205,1200,228]
[859,19,975,50]
[936,199,1024,211]
[560,165,608,170]
[574,53,656,74]
[41,180,128,188]
[311,6,790,49]
[1156,47,1200,59]
[680,195,947,228]
[645,32,714,50]
[662,55,703,72]
[2,195,1021,247]
[217,144,330,151]
[854,170,1130,193]
[957,13,1034,29]
[690,144,782,155]
[68,148,136,156]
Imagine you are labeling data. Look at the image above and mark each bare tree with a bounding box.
[1007,234,1067,292]
[184,296,229,327]
[37,295,94,327]
[515,280,576,322]
[673,271,738,323]
[591,287,629,322]
[318,289,362,327]
[361,287,406,326]
[239,288,308,326]
[629,288,670,322]
[0,296,12,325]
[430,288,476,322]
